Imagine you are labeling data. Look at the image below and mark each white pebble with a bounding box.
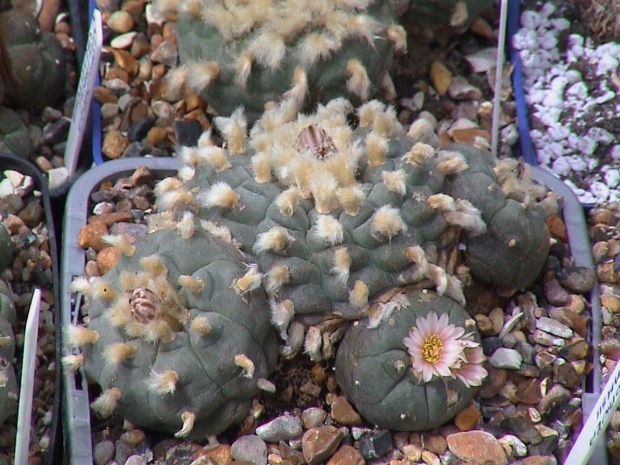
[591,182,610,201]
[566,155,587,172]
[551,157,571,176]
[610,145,620,161]
[604,169,620,188]
[588,127,615,145]
[520,10,541,30]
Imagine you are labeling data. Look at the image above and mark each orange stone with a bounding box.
[326,445,365,465]
[77,222,109,252]
[453,404,481,431]
[545,214,567,242]
[96,247,122,274]
[446,431,507,465]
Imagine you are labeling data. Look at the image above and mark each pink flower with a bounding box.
[452,342,488,388]
[403,312,488,387]
[403,312,466,383]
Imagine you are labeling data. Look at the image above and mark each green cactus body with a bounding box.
[0,107,31,159]
[0,9,66,112]
[71,226,279,438]
[157,0,406,123]
[160,100,549,337]
[0,278,17,426]
[402,0,494,29]
[335,289,479,431]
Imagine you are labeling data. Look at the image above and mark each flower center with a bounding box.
[422,334,443,364]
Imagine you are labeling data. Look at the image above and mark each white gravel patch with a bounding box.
[512,3,620,204]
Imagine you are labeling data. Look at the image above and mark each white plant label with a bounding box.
[14,288,41,464]
[64,9,103,176]
[565,360,620,464]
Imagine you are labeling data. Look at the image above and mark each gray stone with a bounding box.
[255,414,303,442]
[532,329,566,347]
[93,439,115,465]
[358,430,393,459]
[536,317,573,338]
[231,435,267,465]
[489,348,523,369]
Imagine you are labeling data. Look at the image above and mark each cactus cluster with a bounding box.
[65,225,279,439]
[69,97,552,434]
[0,224,16,426]
[154,0,406,123]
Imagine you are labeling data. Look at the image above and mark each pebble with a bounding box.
[453,404,481,431]
[103,129,130,159]
[107,10,134,33]
[255,415,303,442]
[537,385,572,415]
[78,222,110,252]
[358,430,392,459]
[326,445,365,465]
[489,348,523,369]
[302,426,344,465]
[331,396,362,425]
[446,431,507,465]
[543,279,572,306]
[500,417,542,445]
[535,317,573,339]
[94,439,116,465]
[301,407,327,429]
[230,435,267,465]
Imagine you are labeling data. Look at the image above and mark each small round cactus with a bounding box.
[154,0,406,123]
[0,9,66,112]
[335,288,485,431]
[66,222,279,438]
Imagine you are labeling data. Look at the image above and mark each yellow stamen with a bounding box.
[422,334,443,364]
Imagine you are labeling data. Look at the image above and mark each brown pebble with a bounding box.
[330,396,362,425]
[302,426,344,465]
[147,127,168,146]
[545,214,567,241]
[97,247,123,274]
[130,165,153,186]
[519,456,556,465]
[602,294,620,313]
[598,261,619,283]
[112,49,139,76]
[193,444,232,465]
[326,445,364,465]
[421,433,447,455]
[78,222,109,252]
[515,378,542,405]
[19,201,44,227]
[84,260,102,277]
[93,86,119,105]
[107,11,134,33]
[446,431,507,465]
[102,130,129,159]
[453,404,480,431]
[89,211,135,226]
[120,429,146,446]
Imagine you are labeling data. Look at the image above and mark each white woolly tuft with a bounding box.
[247,31,286,69]
[214,107,247,155]
[275,187,298,216]
[186,61,220,92]
[270,298,294,340]
[357,100,385,128]
[405,245,429,275]
[232,264,263,295]
[345,14,382,43]
[104,343,137,366]
[154,177,182,197]
[200,220,238,246]
[386,24,407,52]
[444,200,487,236]
[382,169,407,196]
[283,67,309,104]
[199,182,240,209]
[190,316,212,337]
[370,205,407,239]
[349,280,369,308]
[310,172,338,214]
[155,189,194,211]
[178,274,204,293]
[253,227,295,254]
[403,142,436,165]
[176,212,196,239]
[234,353,255,378]
[174,412,196,438]
[427,193,456,211]
[177,146,201,166]
[235,52,253,89]
[102,234,135,256]
[314,215,344,246]
[346,59,370,101]
[266,265,290,295]
[196,145,231,173]
[297,32,339,67]
[436,150,468,175]
[146,369,179,396]
[428,264,448,295]
[61,354,85,373]
[69,276,91,295]
[332,247,351,282]
[366,132,388,167]
[91,387,122,418]
[304,326,322,362]
[336,186,364,216]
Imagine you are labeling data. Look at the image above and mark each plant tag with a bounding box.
[14,288,42,464]
[565,359,620,464]
[63,9,103,176]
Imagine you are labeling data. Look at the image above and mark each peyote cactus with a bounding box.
[156,98,551,363]
[0,108,31,159]
[0,8,66,112]
[65,224,279,439]
[0,224,16,426]
[335,288,485,431]
[154,0,407,123]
